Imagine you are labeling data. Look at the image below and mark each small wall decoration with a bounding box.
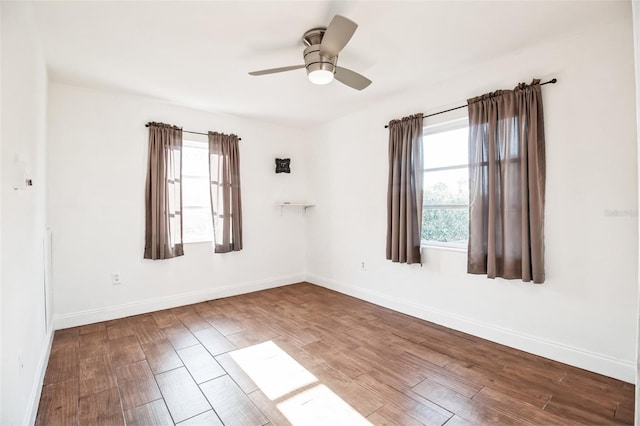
[275,158,291,173]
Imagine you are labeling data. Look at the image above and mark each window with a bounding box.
[422,118,469,249]
[182,140,213,243]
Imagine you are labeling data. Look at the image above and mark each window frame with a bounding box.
[181,139,214,244]
[421,117,470,251]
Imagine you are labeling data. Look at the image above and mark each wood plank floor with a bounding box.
[36,282,635,425]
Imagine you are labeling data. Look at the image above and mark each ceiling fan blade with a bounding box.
[249,65,305,76]
[320,15,357,58]
[334,66,372,90]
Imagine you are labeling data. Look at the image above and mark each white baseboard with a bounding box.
[54,274,305,329]
[306,273,636,383]
[25,328,54,426]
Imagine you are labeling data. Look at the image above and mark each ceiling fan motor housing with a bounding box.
[303,45,337,75]
[302,28,337,76]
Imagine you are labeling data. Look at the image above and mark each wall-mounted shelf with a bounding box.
[279,202,315,215]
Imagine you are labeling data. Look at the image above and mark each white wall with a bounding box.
[0,2,52,425]
[306,9,638,382]
[48,82,309,327]
[632,0,640,421]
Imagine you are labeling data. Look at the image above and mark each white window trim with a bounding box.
[422,117,470,251]
[423,117,468,136]
[183,139,208,149]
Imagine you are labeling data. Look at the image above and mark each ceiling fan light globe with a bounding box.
[308,69,334,85]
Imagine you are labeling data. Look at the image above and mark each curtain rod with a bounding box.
[384,78,557,128]
[145,124,241,140]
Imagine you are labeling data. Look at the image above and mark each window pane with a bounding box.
[422,208,469,244]
[183,176,210,206]
[181,140,213,243]
[424,168,468,205]
[183,207,213,242]
[183,144,209,177]
[424,126,468,169]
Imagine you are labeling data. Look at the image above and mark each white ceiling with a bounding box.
[32,0,627,128]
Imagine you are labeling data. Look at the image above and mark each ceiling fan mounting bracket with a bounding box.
[302,28,327,47]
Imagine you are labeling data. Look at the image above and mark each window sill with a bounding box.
[421,243,467,253]
[184,239,213,245]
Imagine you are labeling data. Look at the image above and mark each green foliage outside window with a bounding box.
[422,181,469,243]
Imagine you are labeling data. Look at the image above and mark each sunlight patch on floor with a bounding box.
[277,384,372,426]
[229,340,317,400]
[229,341,371,425]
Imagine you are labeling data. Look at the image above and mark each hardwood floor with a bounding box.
[36,282,635,425]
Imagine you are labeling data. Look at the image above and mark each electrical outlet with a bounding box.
[360,261,366,271]
[111,272,122,285]
[18,353,24,370]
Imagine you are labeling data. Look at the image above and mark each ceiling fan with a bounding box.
[248,15,372,91]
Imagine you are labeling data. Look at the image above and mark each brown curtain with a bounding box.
[144,122,184,260]
[467,79,546,283]
[208,132,243,253]
[386,113,424,264]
